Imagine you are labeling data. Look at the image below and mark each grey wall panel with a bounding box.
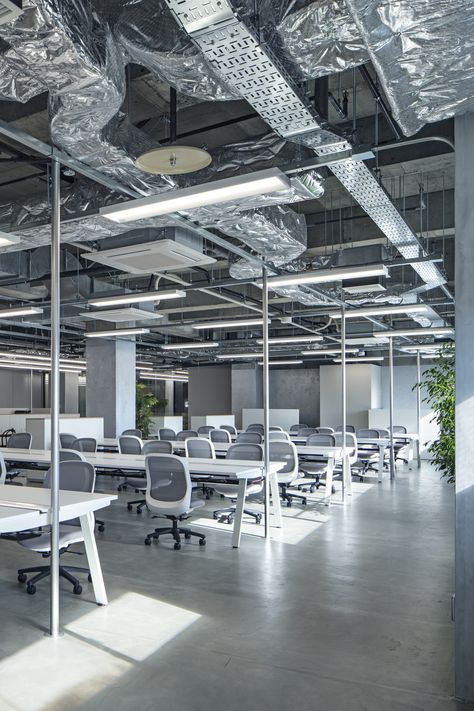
[188,365,231,417]
[269,367,320,427]
[231,364,262,428]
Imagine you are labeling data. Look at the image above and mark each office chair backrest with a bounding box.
[307,433,336,447]
[375,428,390,438]
[226,443,263,461]
[210,429,231,443]
[289,424,302,432]
[0,452,6,485]
[357,429,380,439]
[237,431,262,444]
[8,432,32,449]
[269,426,283,431]
[145,454,192,516]
[159,428,176,441]
[197,425,214,436]
[44,460,95,493]
[142,440,173,455]
[392,425,408,434]
[118,435,143,455]
[122,428,142,438]
[176,430,198,441]
[297,427,317,437]
[247,424,264,433]
[268,431,290,441]
[59,449,86,462]
[269,440,298,476]
[335,425,356,433]
[315,427,335,434]
[59,433,77,449]
[220,425,237,435]
[72,437,97,453]
[185,437,215,459]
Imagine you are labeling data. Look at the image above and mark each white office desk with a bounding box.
[0,484,116,605]
[1,449,282,548]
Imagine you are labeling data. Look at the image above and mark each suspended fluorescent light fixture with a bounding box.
[193,318,267,330]
[100,168,291,223]
[333,356,384,363]
[421,354,441,359]
[400,344,445,352]
[257,359,303,365]
[0,306,43,318]
[256,335,323,345]
[333,304,430,319]
[265,264,388,289]
[0,359,84,372]
[160,342,219,350]
[88,289,186,308]
[373,327,454,338]
[0,351,86,366]
[0,362,83,374]
[301,348,359,356]
[86,327,150,338]
[216,353,263,360]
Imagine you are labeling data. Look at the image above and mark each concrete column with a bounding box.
[231,363,262,428]
[60,372,79,413]
[86,337,136,437]
[455,113,474,703]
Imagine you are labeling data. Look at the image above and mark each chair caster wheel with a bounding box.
[117,486,123,492]
[331,485,336,494]
[137,509,142,515]
[18,573,27,583]
[26,583,36,595]
[199,539,206,546]
[309,485,316,493]
[184,533,191,540]
[213,513,218,519]
[174,542,181,550]
[286,501,292,508]
[73,584,82,595]
[255,514,262,524]
[88,574,92,582]
[302,498,307,505]
[144,538,152,546]
[127,503,132,511]
[98,524,105,532]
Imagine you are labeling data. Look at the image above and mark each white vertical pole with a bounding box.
[262,265,270,537]
[389,337,395,479]
[341,299,347,500]
[416,349,422,467]
[49,157,61,637]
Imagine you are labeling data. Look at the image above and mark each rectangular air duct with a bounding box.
[0,0,22,25]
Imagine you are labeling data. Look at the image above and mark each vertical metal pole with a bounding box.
[416,350,422,467]
[49,157,61,637]
[341,299,347,500]
[388,337,395,480]
[262,265,270,537]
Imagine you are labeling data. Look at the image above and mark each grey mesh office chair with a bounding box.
[268,431,290,441]
[220,425,237,436]
[269,426,283,431]
[176,430,198,441]
[269,440,306,507]
[72,437,97,453]
[391,425,410,463]
[185,437,215,459]
[298,433,336,492]
[117,435,143,495]
[122,428,142,438]
[315,427,335,434]
[247,424,264,433]
[290,424,307,432]
[59,433,77,449]
[210,429,231,443]
[356,429,382,476]
[6,431,32,483]
[127,440,174,513]
[17,460,96,595]
[0,452,6,485]
[297,427,317,437]
[144,454,206,550]
[59,450,105,532]
[159,428,176,441]
[237,431,262,444]
[197,425,214,436]
[213,443,264,524]
[335,424,356,433]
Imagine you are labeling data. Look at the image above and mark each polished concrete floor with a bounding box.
[0,462,467,711]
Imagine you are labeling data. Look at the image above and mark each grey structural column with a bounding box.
[86,337,136,437]
[455,113,474,703]
[341,298,347,499]
[388,337,395,479]
[262,264,271,537]
[49,157,61,638]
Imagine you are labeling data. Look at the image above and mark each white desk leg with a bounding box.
[407,440,414,470]
[378,445,386,483]
[343,453,352,495]
[80,512,108,605]
[416,439,421,468]
[232,478,247,549]
[324,457,334,506]
[269,471,282,528]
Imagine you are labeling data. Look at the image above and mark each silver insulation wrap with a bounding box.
[344,0,474,135]
[276,0,368,78]
[116,0,240,101]
[0,0,175,196]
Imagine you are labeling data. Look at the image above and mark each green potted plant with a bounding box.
[136,383,158,439]
[418,343,455,484]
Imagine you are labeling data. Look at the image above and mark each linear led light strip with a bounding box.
[0,351,86,366]
[0,362,83,374]
[139,374,188,382]
[333,304,430,319]
[0,306,43,318]
[0,358,84,372]
[216,352,263,360]
[255,335,323,345]
[333,356,384,363]
[88,289,186,307]
[100,168,291,223]
[86,328,150,338]
[264,264,387,289]
[193,318,268,330]
[373,327,454,338]
[256,360,303,366]
[161,342,219,350]
[301,348,359,356]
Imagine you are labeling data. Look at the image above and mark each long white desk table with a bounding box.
[0,484,116,605]
[1,449,282,548]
